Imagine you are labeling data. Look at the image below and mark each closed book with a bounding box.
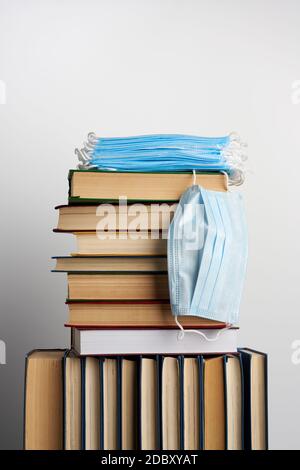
[63,351,82,450]
[203,356,226,450]
[140,357,160,450]
[121,358,138,450]
[66,300,225,329]
[69,170,227,203]
[24,349,65,450]
[72,231,167,256]
[103,358,121,450]
[239,348,268,450]
[71,328,238,356]
[161,357,181,450]
[52,255,167,273]
[82,357,101,450]
[55,203,176,232]
[182,357,202,450]
[224,354,243,450]
[67,273,169,300]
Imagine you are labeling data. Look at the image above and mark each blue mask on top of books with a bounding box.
[75,132,247,186]
[168,184,248,326]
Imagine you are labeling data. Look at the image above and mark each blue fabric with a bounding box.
[87,134,232,172]
[168,185,248,324]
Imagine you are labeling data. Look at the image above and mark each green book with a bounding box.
[68,169,227,203]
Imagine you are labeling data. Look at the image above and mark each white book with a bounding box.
[72,328,238,356]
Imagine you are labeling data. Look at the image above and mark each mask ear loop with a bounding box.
[174,315,233,342]
[221,171,230,191]
[192,169,197,185]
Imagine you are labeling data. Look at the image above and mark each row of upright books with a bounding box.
[24,349,267,450]
[24,169,268,450]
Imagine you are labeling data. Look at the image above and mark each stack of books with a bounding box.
[24,169,268,450]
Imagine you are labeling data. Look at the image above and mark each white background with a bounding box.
[0,0,300,449]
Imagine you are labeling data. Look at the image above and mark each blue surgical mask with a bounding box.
[75,133,247,186]
[168,185,248,325]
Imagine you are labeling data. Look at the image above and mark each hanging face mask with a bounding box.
[168,184,248,325]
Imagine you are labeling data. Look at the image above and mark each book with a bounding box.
[121,358,138,450]
[103,358,120,450]
[161,357,180,450]
[71,328,238,356]
[239,348,268,450]
[53,255,168,272]
[67,273,169,300]
[24,350,65,450]
[140,357,159,450]
[224,355,243,450]
[83,357,101,450]
[66,300,226,328]
[63,352,82,450]
[55,204,177,232]
[183,357,201,450]
[203,356,226,450]
[68,170,227,203]
[72,231,168,256]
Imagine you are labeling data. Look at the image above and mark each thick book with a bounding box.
[239,348,268,450]
[72,231,168,256]
[182,356,202,450]
[67,273,169,300]
[66,300,225,329]
[80,357,122,450]
[24,349,65,450]
[63,351,82,450]
[68,170,227,203]
[55,204,176,232]
[140,357,160,450]
[52,255,168,272]
[224,355,243,450]
[203,356,226,450]
[82,357,101,450]
[103,358,121,450]
[71,328,238,356]
[203,355,243,450]
[161,357,181,450]
[121,358,138,450]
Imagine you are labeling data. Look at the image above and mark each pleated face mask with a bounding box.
[168,185,248,325]
[75,132,247,186]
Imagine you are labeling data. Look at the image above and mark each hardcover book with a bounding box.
[68,170,227,203]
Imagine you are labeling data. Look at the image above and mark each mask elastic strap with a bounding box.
[192,169,197,185]
[174,315,233,342]
[221,171,230,190]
